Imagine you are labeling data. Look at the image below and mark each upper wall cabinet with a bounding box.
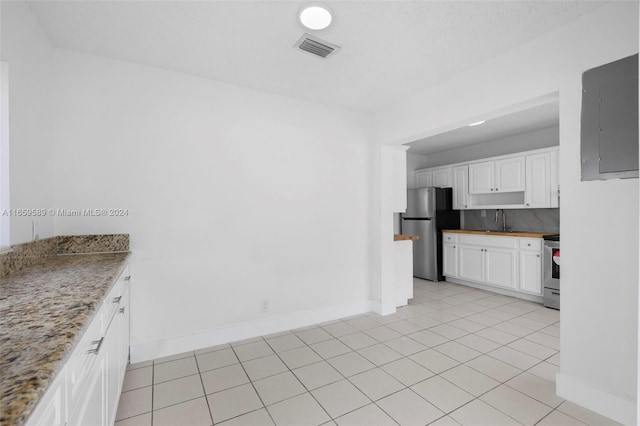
[525,150,559,208]
[469,157,525,194]
[415,147,558,210]
[415,169,432,188]
[414,166,451,188]
[432,166,452,187]
[452,165,469,210]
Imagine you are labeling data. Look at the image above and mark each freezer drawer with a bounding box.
[543,287,560,310]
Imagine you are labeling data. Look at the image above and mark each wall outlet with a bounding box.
[480,210,486,217]
[261,299,270,313]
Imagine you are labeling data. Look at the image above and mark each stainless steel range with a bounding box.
[543,234,560,310]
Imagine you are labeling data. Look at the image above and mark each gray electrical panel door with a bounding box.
[581,54,638,181]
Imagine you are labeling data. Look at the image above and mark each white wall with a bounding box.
[48,48,374,360]
[0,1,55,244]
[374,2,639,424]
[423,125,559,168]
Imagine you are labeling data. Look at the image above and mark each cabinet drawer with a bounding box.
[65,306,104,414]
[443,233,458,243]
[459,234,518,249]
[104,267,130,329]
[518,238,542,251]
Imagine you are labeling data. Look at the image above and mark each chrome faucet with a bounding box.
[494,209,510,232]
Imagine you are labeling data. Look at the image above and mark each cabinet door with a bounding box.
[452,165,469,210]
[415,170,432,188]
[525,153,550,207]
[519,251,542,294]
[67,352,106,426]
[26,377,66,426]
[120,284,130,380]
[66,305,104,414]
[458,245,484,282]
[495,157,525,193]
[468,161,494,194]
[105,313,121,426]
[432,167,451,187]
[443,243,458,278]
[485,247,518,289]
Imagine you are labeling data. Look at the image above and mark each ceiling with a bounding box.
[25,0,607,113]
[407,100,560,156]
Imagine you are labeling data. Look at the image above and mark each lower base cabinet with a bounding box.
[519,250,543,295]
[27,266,130,426]
[442,242,458,278]
[485,247,517,290]
[443,233,542,298]
[67,354,107,426]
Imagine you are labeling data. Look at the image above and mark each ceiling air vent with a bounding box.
[295,33,340,59]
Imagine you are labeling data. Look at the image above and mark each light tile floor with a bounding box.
[116,279,621,426]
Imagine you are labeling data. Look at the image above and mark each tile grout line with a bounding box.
[192,352,216,426]
[228,340,280,426]
[150,359,154,426]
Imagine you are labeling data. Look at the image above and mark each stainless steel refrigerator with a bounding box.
[401,188,460,281]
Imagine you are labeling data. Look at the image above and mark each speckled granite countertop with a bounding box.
[0,252,130,426]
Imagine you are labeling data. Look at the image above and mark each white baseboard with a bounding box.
[446,277,543,304]
[556,372,636,425]
[130,299,376,363]
[372,300,397,316]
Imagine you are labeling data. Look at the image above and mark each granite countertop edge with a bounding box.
[393,234,420,241]
[0,252,131,426]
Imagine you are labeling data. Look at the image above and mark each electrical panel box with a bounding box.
[581,54,638,181]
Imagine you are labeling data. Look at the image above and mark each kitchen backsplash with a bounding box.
[57,234,129,254]
[463,208,559,233]
[1,234,129,278]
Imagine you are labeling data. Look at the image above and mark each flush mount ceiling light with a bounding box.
[468,120,486,126]
[299,5,332,30]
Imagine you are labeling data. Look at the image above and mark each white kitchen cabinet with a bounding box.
[518,238,543,295]
[432,166,452,187]
[415,169,432,188]
[119,283,131,382]
[415,166,452,188]
[67,338,108,426]
[469,157,524,194]
[485,247,518,289]
[444,233,544,301]
[525,152,549,207]
[468,161,494,194]
[106,317,121,425]
[458,245,484,282]
[525,151,560,208]
[443,241,458,278]
[452,165,469,210]
[519,251,542,294]
[28,265,130,426]
[495,157,525,193]
[26,376,66,426]
[426,147,558,210]
[458,244,517,290]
